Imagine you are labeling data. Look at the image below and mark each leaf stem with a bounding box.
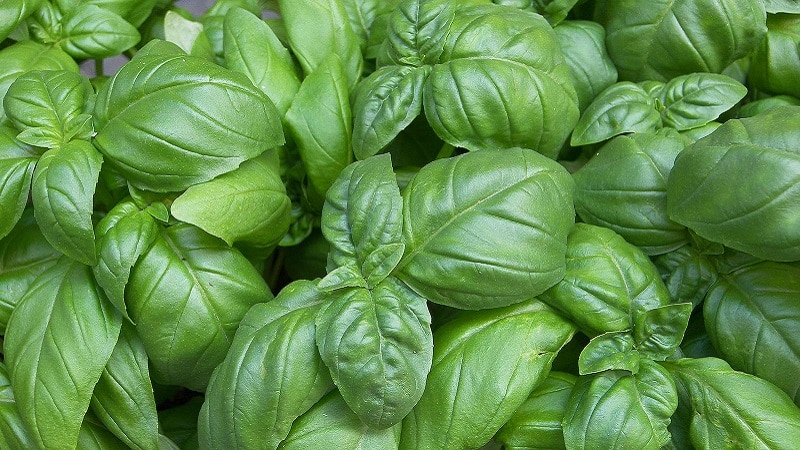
[95,58,104,76]
[436,143,455,159]
[267,247,286,291]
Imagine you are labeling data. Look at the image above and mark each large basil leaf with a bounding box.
[126,223,271,390]
[93,41,284,193]
[666,106,800,261]
[315,278,432,429]
[654,245,718,309]
[379,0,455,67]
[199,280,333,450]
[223,7,300,115]
[286,54,353,209]
[171,151,291,250]
[3,69,94,148]
[571,82,661,146]
[495,372,577,450]
[278,391,402,450]
[90,323,158,450]
[399,300,576,450]
[553,20,618,112]
[31,139,103,265]
[749,14,800,99]
[704,262,800,405]
[58,4,140,59]
[563,360,677,450]
[0,0,43,41]
[600,0,767,81]
[4,257,122,450]
[664,357,800,449]
[276,0,363,90]
[573,132,688,255]
[0,41,78,117]
[0,210,60,334]
[657,73,747,131]
[397,148,575,309]
[539,224,671,336]
[0,362,37,448]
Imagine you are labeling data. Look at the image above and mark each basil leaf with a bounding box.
[342,0,397,51]
[379,0,455,66]
[704,262,800,405]
[397,148,575,309]
[664,357,800,449]
[0,41,78,116]
[573,132,689,255]
[0,157,35,241]
[578,332,641,375]
[223,7,300,115]
[93,42,284,193]
[654,246,718,308]
[539,224,671,337]
[563,360,677,450]
[32,140,102,265]
[163,10,212,59]
[90,322,158,450]
[658,73,747,130]
[764,0,800,13]
[571,82,661,146]
[4,257,122,450]
[3,69,94,148]
[749,14,800,99]
[81,0,158,27]
[667,106,800,261]
[633,302,693,361]
[399,300,576,450]
[277,0,363,90]
[0,362,37,448]
[279,391,402,450]
[286,54,353,209]
[315,277,432,429]
[77,413,129,450]
[0,0,43,41]
[158,397,203,450]
[58,4,140,59]
[171,151,291,250]
[495,372,577,450]
[321,154,404,288]
[199,280,333,450]
[126,223,271,390]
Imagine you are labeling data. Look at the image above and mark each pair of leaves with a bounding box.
[571,73,747,146]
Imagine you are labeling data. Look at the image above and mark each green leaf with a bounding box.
[90,322,159,450]
[82,0,158,27]
[667,106,800,261]
[0,0,44,41]
[704,262,800,405]
[342,0,398,51]
[58,4,141,59]
[396,148,575,309]
[578,332,640,375]
[379,0,455,66]
[126,223,271,390]
[199,280,334,450]
[158,397,203,450]
[32,140,103,265]
[0,157,36,241]
[279,391,402,450]
[749,14,800,99]
[223,7,300,115]
[4,257,122,450]
[286,54,353,208]
[658,73,747,130]
[0,362,37,448]
[77,414,130,450]
[171,151,291,249]
[571,82,661,146]
[633,302,693,361]
[163,11,209,57]
[573,132,689,255]
[563,360,677,450]
[277,0,363,90]
[539,223,671,337]
[495,372,577,450]
[0,210,60,333]
[321,154,404,287]
[399,300,576,450]
[4,70,94,148]
[93,42,284,193]
[654,245,718,308]
[764,0,800,13]
[664,357,800,449]
[315,277,433,429]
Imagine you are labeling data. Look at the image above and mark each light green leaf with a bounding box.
[578,332,640,375]
[378,0,455,66]
[0,157,36,241]
[58,4,141,59]
[4,257,122,450]
[0,362,37,448]
[747,14,800,99]
[82,0,158,27]
[0,0,44,41]
[658,73,747,130]
[571,82,661,146]
[315,277,433,429]
[764,0,800,13]
[163,11,206,56]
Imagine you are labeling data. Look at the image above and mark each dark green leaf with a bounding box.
[571,82,661,146]
[0,157,35,241]
[158,397,203,450]
[654,245,718,308]
[658,73,747,130]
[0,362,37,448]
[77,414,129,450]
[578,332,640,375]
[633,303,693,360]
[749,14,800,98]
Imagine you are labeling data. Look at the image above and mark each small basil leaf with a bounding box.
[664,357,800,449]
[654,245,718,308]
[0,41,78,116]
[279,391,402,450]
[379,0,455,66]
[563,360,677,450]
[59,5,140,59]
[0,361,37,448]
[658,73,747,130]
[32,140,102,265]
[158,397,203,450]
[578,332,640,375]
[315,277,433,429]
[351,65,428,160]
[171,151,291,250]
[397,148,575,309]
[495,372,577,450]
[90,322,158,450]
[4,257,122,450]
[399,300,576,450]
[633,303,693,361]
[163,10,210,59]
[199,280,334,450]
[0,158,35,240]
[223,7,300,115]
[318,263,368,291]
[571,82,661,146]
